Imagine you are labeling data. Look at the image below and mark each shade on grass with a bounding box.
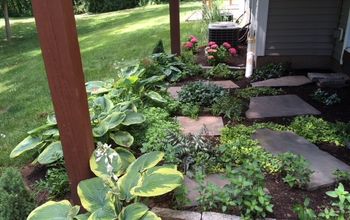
[0,2,203,168]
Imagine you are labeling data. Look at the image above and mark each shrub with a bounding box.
[312,89,341,106]
[180,103,200,119]
[178,81,226,107]
[85,0,139,13]
[0,167,35,220]
[180,51,204,77]
[183,35,198,54]
[36,167,69,199]
[211,95,244,120]
[252,62,290,81]
[235,87,284,100]
[206,41,237,66]
[205,63,244,80]
[152,39,165,54]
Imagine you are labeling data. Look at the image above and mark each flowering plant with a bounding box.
[206,41,237,65]
[183,35,198,54]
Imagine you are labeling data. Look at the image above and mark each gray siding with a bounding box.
[265,0,341,56]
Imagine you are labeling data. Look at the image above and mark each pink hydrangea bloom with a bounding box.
[191,37,198,43]
[207,49,217,54]
[229,47,237,55]
[184,42,193,49]
[207,55,214,60]
[223,42,231,49]
[208,41,216,46]
[210,44,218,49]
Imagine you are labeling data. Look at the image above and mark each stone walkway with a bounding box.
[251,76,312,87]
[253,129,350,190]
[177,116,224,136]
[245,95,321,119]
[308,72,350,88]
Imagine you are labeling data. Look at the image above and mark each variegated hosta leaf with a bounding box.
[140,211,161,220]
[101,112,126,130]
[28,124,54,135]
[47,114,57,125]
[122,112,145,126]
[131,167,183,197]
[90,147,122,179]
[117,171,141,202]
[10,136,43,158]
[85,81,111,95]
[94,96,114,113]
[92,122,109,137]
[27,200,79,220]
[110,131,134,148]
[87,205,117,220]
[118,203,148,220]
[146,91,166,103]
[77,177,114,214]
[37,141,63,165]
[115,147,136,174]
[126,151,164,173]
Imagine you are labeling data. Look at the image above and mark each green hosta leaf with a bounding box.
[87,205,117,220]
[102,112,126,130]
[86,81,111,95]
[122,112,145,126]
[117,171,141,202]
[146,91,167,103]
[90,148,122,179]
[77,177,114,213]
[93,122,109,137]
[140,211,161,220]
[116,147,136,174]
[42,128,60,138]
[94,96,114,113]
[127,151,164,173]
[10,136,43,158]
[47,114,57,125]
[110,131,134,147]
[27,200,79,220]
[37,141,63,165]
[75,213,90,220]
[118,203,148,220]
[131,167,183,197]
[28,124,54,135]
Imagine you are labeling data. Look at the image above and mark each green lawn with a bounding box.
[0,2,203,169]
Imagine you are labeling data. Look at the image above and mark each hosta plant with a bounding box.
[27,143,184,220]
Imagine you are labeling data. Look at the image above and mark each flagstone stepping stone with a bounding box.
[152,207,201,220]
[308,72,350,88]
[177,116,224,136]
[184,174,229,206]
[253,129,350,190]
[167,86,182,99]
[245,95,320,119]
[251,76,312,87]
[202,212,240,220]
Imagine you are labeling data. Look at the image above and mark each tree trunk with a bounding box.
[2,0,11,41]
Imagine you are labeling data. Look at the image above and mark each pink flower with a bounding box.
[229,47,237,55]
[207,49,217,54]
[207,55,214,60]
[223,42,231,49]
[190,37,198,44]
[208,41,216,46]
[210,44,218,49]
[184,42,193,49]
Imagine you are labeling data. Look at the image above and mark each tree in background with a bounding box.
[1,0,11,41]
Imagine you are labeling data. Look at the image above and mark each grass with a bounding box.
[0,2,203,169]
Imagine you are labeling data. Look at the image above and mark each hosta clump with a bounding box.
[27,143,184,220]
[278,152,313,189]
[178,81,226,107]
[196,162,273,218]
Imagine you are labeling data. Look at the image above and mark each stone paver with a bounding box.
[251,76,312,87]
[184,174,229,206]
[151,207,201,220]
[167,86,182,99]
[245,95,320,119]
[177,116,224,136]
[308,72,350,82]
[207,80,239,89]
[202,212,240,220]
[253,129,350,190]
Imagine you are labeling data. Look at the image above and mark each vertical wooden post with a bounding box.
[31,0,94,205]
[169,0,181,55]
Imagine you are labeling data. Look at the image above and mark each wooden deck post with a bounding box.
[31,0,94,205]
[169,0,181,55]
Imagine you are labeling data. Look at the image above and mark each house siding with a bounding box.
[265,0,341,56]
[333,0,350,61]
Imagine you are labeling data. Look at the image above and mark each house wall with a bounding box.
[265,0,341,56]
[333,0,350,62]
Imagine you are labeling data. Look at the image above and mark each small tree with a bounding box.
[1,0,12,41]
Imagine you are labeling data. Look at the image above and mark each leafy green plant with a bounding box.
[235,87,284,100]
[152,39,165,54]
[0,167,35,220]
[252,62,290,81]
[211,95,245,120]
[180,103,200,119]
[36,167,69,199]
[180,51,204,77]
[27,143,184,220]
[178,81,226,107]
[289,116,350,147]
[293,198,317,220]
[278,152,313,189]
[205,63,231,78]
[312,89,341,106]
[333,169,350,183]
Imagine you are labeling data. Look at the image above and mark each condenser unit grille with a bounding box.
[208,22,240,47]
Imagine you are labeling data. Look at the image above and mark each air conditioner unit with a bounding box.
[208,22,240,47]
